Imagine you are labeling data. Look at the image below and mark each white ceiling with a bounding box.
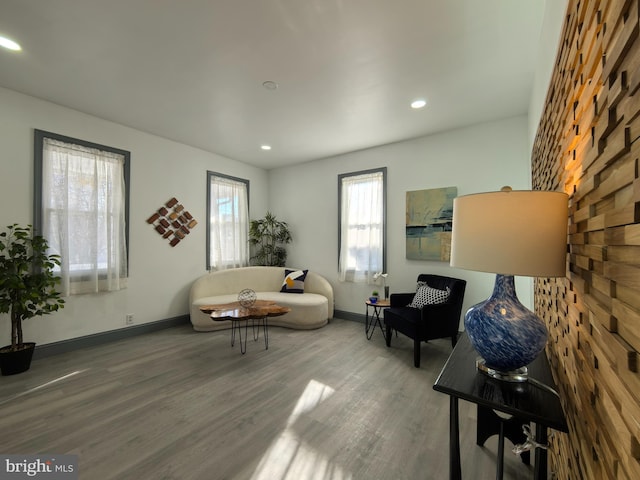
[0,0,545,169]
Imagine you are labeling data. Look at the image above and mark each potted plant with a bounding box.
[370,290,380,304]
[0,224,65,375]
[249,211,292,266]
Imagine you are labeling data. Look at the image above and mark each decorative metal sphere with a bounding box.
[238,288,257,308]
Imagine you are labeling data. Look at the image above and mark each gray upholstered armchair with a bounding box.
[383,274,466,367]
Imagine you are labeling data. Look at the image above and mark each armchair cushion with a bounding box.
[384,306,421,337]
[408,284,450,308]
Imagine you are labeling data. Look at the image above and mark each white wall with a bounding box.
[268,115,533,324]
[529,0,569,149]
[0,86,269,347]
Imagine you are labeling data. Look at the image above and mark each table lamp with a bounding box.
[450,187,568,382]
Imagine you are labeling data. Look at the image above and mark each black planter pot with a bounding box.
[0,342,36,376]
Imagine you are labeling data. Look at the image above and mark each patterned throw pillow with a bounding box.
[408,284,451,308]
[280,269,308,293]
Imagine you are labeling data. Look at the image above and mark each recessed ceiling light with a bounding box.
[411,99,427,109]
[0,36,22,51]
[261,145,272,151]
[262,81,278,90]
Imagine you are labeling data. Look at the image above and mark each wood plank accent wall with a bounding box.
[532,0,640,478]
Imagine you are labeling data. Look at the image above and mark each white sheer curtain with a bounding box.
[42,138,127,295]
[339,171,384,282]
[209,175,249,270]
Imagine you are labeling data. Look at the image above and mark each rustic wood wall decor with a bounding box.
[146,197,197,247]
[532,0,640,478]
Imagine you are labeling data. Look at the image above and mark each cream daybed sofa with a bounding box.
[189,266,334,331]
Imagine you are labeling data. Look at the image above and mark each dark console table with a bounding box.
[433,333,567,480]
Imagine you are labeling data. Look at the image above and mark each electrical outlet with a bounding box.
[125,314,134,325]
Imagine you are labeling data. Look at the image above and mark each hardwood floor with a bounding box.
[0,319,537,479]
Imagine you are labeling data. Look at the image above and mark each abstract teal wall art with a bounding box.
[406,186,457,261]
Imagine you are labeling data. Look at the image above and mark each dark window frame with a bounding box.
[33,129,131,270]
[337,167,387,273]
[206,170,250,270]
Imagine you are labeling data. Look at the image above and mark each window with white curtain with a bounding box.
[338,168,386,283]
[34,130,130,296]
[207,172,249,270]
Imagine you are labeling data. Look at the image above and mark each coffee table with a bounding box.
[200,300,291,354]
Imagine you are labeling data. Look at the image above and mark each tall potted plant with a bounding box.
[0,224,65,375]
[249,212,292,267]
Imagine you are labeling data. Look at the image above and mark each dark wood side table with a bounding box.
[433,333,567,480]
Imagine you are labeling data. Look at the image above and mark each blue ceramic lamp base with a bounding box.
[465,274,548,383]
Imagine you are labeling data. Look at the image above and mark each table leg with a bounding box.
[533,424,548,480]
[450,396,461,480]
[233,320,248,354]
[366,305,374,339]
[496,420,504,480]
[366,305,387,339]
[252,318,260,341]
[263,317,269,350]
[476,405,530,465]
[374,306,385,336]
